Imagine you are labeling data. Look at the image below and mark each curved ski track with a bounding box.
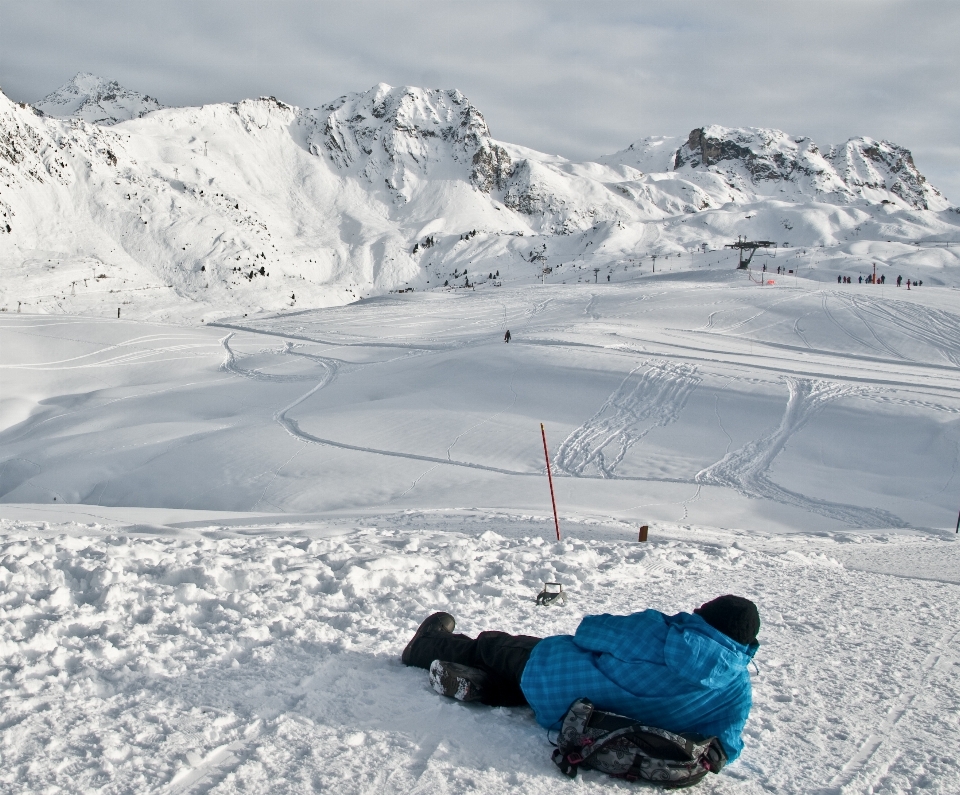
[555,360,701,478]
[218,334,705,484]
[696,377,907,528]
[839,293,960,368]
[215,290,951,528]
[220,333,324,382]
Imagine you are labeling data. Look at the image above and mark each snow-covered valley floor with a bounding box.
[1,272,959,793]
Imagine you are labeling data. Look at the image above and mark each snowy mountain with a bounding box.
[602,125,945,211]
[301,83,512,196]
[32,72,164,125]
[1,78,957,321]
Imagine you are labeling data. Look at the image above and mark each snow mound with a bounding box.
[33,72,164,125]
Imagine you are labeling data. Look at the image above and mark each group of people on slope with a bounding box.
[838,273,887,284]
[837,273,922,287]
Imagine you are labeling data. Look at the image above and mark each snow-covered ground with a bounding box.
[2,271,959,793]
[0,517,957,795]
[4,272,958,530]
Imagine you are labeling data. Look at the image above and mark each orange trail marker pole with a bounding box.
[540,423,561,541]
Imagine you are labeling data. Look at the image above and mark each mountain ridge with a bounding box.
[1,76,957,322]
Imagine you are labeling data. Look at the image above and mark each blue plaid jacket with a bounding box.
[520,610,758,761]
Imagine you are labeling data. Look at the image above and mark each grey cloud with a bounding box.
[1,0,957,200]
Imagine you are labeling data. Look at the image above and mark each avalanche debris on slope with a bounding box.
[0,518,957,794]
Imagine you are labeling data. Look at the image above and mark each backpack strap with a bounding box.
[552,699,596,777]
[551,699,727,781]
[553,723,649,777]
[553,713,651,779]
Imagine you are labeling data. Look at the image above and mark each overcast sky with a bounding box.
[1,0,957,200]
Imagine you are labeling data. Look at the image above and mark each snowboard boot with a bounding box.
[429,660,490,702]
[401,612,456,665]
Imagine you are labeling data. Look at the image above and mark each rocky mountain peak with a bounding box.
[828,137,942,210]
[601,124,948,211]
[33,72,164,125]
[673,125,828,182]
[302,84,511,195]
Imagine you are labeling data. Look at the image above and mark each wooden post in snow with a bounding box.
[540,423,561,541]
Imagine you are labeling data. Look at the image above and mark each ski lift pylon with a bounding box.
[726,236,776,269]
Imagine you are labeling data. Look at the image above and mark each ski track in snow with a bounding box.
[820,291,887,358]
[555,360,701,478]
[839,293,960,369]
[219,327,705,485]
[220,333,322,383]
[696,377,907,528]
[0,520,957,795]
[826,626,960,795]
[219,331,542,479]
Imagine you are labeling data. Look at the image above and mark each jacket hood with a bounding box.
[663,614,757,688]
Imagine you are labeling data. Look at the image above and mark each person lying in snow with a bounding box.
[401,595,759,762]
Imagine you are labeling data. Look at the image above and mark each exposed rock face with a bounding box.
[502,160,548,215]
[300,84,509,196]
[33,73,164,125]
[666,125,942,209]
[673,126,835,185]
[829,138,941,210]
[471,141,512,192]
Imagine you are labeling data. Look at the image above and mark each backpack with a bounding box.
[550,698,727,788]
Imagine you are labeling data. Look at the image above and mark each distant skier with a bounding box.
[897,275,902,287]
[401,595,760,764]
[859,275,863,284]
[504,330,511,343]
[837,275,842,283]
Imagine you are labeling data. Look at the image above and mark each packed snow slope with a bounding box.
[3,272,959,532]
[2,77,958,321]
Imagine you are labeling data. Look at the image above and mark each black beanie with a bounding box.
[694,595,760,646]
